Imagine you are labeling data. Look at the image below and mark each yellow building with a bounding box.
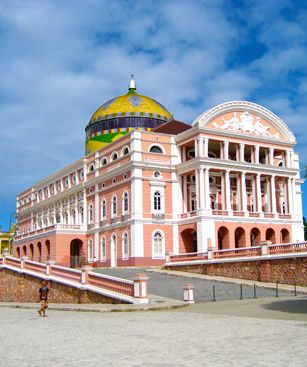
[0,225,15,255]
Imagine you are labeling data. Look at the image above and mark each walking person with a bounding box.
[38,280,49,317]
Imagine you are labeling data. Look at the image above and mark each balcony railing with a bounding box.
[152,213,165,221]
[14,224,82,240]
[167,241,307,264]
[110,217,117,224]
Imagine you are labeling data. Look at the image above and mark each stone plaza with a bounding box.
[1,295,307,367]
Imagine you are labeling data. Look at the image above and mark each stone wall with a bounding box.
[0,268,125,304]
[166,257,307,286]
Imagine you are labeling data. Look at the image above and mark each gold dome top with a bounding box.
[88,76,173,124]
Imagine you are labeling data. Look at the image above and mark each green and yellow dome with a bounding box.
[85,76,173,155]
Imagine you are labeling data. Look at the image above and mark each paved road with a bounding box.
[94,268,292,301]
[1,297,307,367]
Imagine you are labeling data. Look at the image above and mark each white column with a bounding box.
[183,176,188,213]
[204,138,209,158]
[220,142,223,159]
[291,178,296,214]
[199,168,205,209]
[241,172,247,212]
[269,148,274,166]
[67,203,71,225]
[224,170,231,211]
[270,175,277,213]
[236,174,241,211]
[198,137,204,157]
[95,183,99,226]
[195,169,199,211]
[204,168,210,210]
[83,189,87,226]
[182,146,186,162]
[223,141,229,160]
[286,151,291,168]
[254,145,259,164]
[256,173,262,213]
[240,143,245,162]
[194,140,198,158]
[287,177,293,215]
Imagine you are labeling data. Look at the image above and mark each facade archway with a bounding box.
[266,228,276,244]
[181,228,197,253]
[70,238,83,268]
[17,247,20,258]
[235,227,246,248]
[281,229,290,243]
[29,244,34,260]
[218,226,229,250]
[23,245,27,256]
[45,240,50,260]
[250,228,261,246]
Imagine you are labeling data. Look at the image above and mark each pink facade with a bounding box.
[13,101,304,267]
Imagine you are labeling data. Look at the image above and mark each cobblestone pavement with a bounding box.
[1,297,307,367]
[94,268,292,301]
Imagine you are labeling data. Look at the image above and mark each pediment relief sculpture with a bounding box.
[212,112,280,139]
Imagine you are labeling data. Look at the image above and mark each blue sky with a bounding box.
[0,0,307,230]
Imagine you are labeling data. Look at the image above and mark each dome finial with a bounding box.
[128,74,136,94]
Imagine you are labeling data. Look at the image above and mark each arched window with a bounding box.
[72,210,76,225]
[87,239,93,262]
[210,195,216,210]
[101,157,108,166]
[65,212,69,225]
[153,191,161,211]
[122,232,129,259]
[112,195,117,217]
[122,146,130,156]
[152,231,165,258]
[88,204,93,223]
[191,193,197,211]
[123,192,129,213]
[149,145,163,154]
[80,207,84,224]
[111,152,118,161]
[88,164,95,172]
[100,237,106,261]
[56,212,61,224]
[101,199,106,220]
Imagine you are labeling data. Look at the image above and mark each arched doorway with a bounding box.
[45,240,51,260]
[250,228,261,246]
[29,244,34,260]
[110,234,117,268]
[235,227,246,248]
[266,228,276,244]
[70,238,83,268]
[218,226,229,250]
[281,229,290,243]
[181,228,197,253]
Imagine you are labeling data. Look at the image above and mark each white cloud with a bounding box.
[0,0,307,223]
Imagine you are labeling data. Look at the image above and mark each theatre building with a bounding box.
[13,77,304,267]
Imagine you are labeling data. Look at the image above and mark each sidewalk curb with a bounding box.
[0,302,188,313]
